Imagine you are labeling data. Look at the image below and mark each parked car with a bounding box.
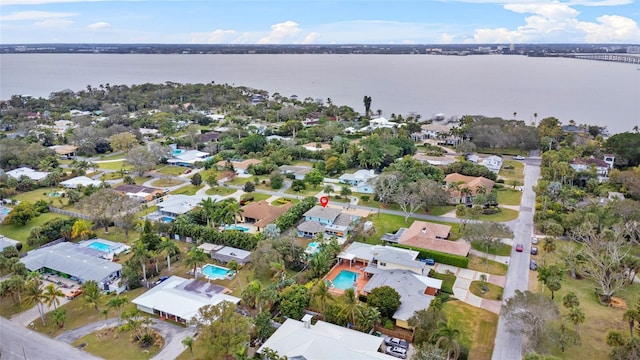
[385,337,409,349]
[420,258,436,266]
[514,155,525,160]
[531,246,538,255]
[184,169,192,174]
[154,276,169,285]
[530,259,538,271]
[531,237,539,245]
[66,288,82,300]
[515,244,524,252]
[385,346,407,359]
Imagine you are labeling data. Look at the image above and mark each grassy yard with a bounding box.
[352,213,420,245]
[169,185,202,196]
[242,192,271,202]
[496,189,522,206]
[156,166,188,176]
[72,327,163,360]
[93,226,137,244]
[529,242,640,359]
[98,160,133,171]
[427,205,456,216]
[205,186,237,196]
[498,160,525,182]
[0,212,70,249]
[98,152,126,161]
[429,270,457,294]
[470,241,512,256]
[443,300,498,360]
[469,280,504,301]
[13,188,69,204]
[33,287,148,338]
[475,208,519,222]
[271,197,299,205]
[0,295,33,318]
[467,254,508,276]
[284,186,321,197]
[150,178,186,187]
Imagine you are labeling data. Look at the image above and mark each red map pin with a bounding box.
[319,196,329,208]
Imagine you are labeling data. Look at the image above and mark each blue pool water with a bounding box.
[305,242,320,255]
[202,264,232,280]
[88,241,112,252]
[225,225,249,232]
[161,216,174,223]
[172,149,183,156]
[0,207,10,215]
[332,270,359,290]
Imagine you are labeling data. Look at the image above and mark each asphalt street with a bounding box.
[492,158,541,360]
[0,317,101,360]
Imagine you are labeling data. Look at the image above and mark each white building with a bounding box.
[6,167,49,182]
[60,176,103,189]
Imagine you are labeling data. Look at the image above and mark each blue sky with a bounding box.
[1,0,639,44]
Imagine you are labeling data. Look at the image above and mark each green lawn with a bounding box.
[427,205,456,216]
[98,152,126,161]
[352,213,421,245]
[156,166,188,176]
[470,241,512,256]
[429,270,457,294]
[150,178,186,187]
[242,192,270,202]
[205,186,237,196]
[469,280,504,301]
[474,207,519,222]
[72,327,162,360]
[0,295,33,318]
[93,227,137,244]
[467,254,508,276]
[284,187,321,197]
[0,212,70,250]
[496,189,522,206]
[169,185,202,196]
[97,160,133,171]
[498,160,525,182]
[443,300,498,360]
[271,197,299,205]
[13,188,59,204]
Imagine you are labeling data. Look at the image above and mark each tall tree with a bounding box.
[193,301,253,360]
[158,238,180,272]
[435,319,462,360]
[130,241,151,284]
[23,277,46,325]
[82,280,102,312]
[42,283,64,310]
[185,247,208,280]
[464,222,513,266]
[502,290,560,353]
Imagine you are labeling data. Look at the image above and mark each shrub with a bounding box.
[482,207,501,215]
[360,195,370,202]
[383,318,394,330]
[392,244,469,268]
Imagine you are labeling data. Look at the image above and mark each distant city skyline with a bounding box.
[1,0,639,44]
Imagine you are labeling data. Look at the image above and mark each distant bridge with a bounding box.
[564,53,640,64]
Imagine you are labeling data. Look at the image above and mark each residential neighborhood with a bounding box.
[0,82,638,360]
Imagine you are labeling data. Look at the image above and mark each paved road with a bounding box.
[0,317,101,360]
[492,158,541,360]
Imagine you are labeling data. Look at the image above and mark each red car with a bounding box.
[515,244,524,252]
[184,169,192,174]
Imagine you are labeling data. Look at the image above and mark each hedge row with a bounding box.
[170,216,260,250]
[391,244,469,268]
[274,196,318,231]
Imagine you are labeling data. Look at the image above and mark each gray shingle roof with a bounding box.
[303,206,342,221]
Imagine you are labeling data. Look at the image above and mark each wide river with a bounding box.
[1,54,638,134]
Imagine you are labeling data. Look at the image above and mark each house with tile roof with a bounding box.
[216,158,262,176]
[239,200,293,232]
[570,155,614,182]
[384,220,469,257]
[443,172,495,205]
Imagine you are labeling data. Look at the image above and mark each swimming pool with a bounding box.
[202,264,232,280]
[305,242,320,255]
[161,216,174,223]
[332,270,359,290]
[0,207,10,215]
[172,149,183,156]
[225,225,249,232]
[88,241,113,252]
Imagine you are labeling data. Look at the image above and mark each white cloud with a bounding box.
[2,0,120,5]
[473,3,640,43]
[440,33,455,43]
[258,21,302,44]
[0,11,76,21]
[302,32,320,44]
[440,0,632,6]
[87,21,110,30]
[189,29,238,44]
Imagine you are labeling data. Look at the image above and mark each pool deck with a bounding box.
[324,262,369,294]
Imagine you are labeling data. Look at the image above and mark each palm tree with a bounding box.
[51,308,67,329]
[542,237,557,264]
[71,219,92,240]
[158,239,181,272]
[323,184,334,196]
[460,187,472,205]
[224,200,243,226]
[434,319,461,360]
[311,280,334,316]
[82,280,102,312]
[185,247,208,280]
[5,275,25,304]
[242,280,262,310]
[567,306,586,330]
[107,295,128,326]
[340,288,362,327]
[24,278,47,325]
[182,336,195,360]
[546,275,562,300]
[199,197,218,227]
[263,223,281,241]
[562,292,580,309]
[42,283,64,310]
[131,241,151,284]
[622,308,640,338]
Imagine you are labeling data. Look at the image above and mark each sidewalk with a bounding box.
[433,263,505,315]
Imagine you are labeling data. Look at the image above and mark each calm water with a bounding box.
[1,54,638,134]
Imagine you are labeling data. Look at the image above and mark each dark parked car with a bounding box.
[385,337,409,349]
[515,244,524,252]
[385,346,407,359]
[530,259,538,271]
[531,246,538,255]
[154,276,169,285]
[420,258,435,266]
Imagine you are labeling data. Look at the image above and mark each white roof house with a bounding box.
[339,170,377,186]
[167,150,211,167]
[367,117,398,131]
[6,167,49,181]
[132,276,240,323]
[338,242,424,275]
[0,235,19,250]
[20,242,122,286]
[481,155,503,174]
[157,194,223,216]
[60,176,102,189]
[258,315,394,360]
